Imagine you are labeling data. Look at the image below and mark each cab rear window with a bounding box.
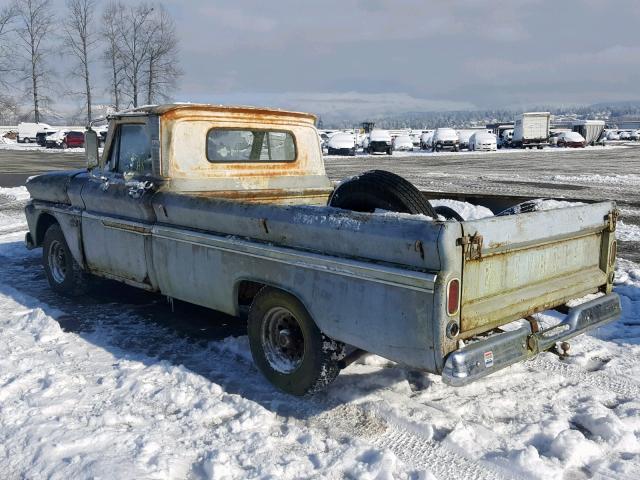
[206,129,296,162]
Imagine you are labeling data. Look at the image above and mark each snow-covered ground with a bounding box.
[1,186,640,479]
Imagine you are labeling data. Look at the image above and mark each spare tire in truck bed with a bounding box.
[328,170,437,217]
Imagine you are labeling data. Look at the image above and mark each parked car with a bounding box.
[326,132,356,156]
[62,131,85,148]
[36,130,57,146]
[497,128,513,149]
[17,122,52,143]
[409,133,421,147]
[619,131,631,140]
[392,135,414,152]
[557,131,586,148]
[420,131,434,150]
[432,128,459,152]
[45,130,69,148]
[607,131,620,141]
[24,103,620,395]
[469,132,497,151]
[364,129,392,155]
[630,130,640,141]
[457,130,474,150]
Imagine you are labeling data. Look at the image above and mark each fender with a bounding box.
[27,202,86,269]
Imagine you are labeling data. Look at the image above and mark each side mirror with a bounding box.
[85,129,99,169]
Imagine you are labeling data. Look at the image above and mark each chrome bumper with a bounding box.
[442,293,621,386]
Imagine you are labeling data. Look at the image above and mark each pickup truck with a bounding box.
[24,104,621,395]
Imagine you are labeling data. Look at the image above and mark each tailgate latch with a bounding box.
[458,233,483,261]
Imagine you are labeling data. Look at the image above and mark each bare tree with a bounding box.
[116,2,155,108]
[102,1,124,110]
[0,4,17,89]
[63,0,98,123]
[144,5,181,104]
[14,0,54,122]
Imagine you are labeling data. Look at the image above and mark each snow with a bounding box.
[1,186,640,478]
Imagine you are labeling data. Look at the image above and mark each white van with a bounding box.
[17,122,52,143]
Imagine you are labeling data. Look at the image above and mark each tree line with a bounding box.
[0,0,181,125]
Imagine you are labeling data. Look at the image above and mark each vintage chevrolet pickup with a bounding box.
[24,104,621,395]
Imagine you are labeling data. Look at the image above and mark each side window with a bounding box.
[114,124,152,175]
[206,129,296,162]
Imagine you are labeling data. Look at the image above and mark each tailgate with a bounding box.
[459,201,617,337]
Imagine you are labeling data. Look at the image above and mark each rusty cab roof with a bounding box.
[108,103,317,125]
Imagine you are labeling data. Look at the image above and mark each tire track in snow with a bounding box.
[308,402,513,480]
[528,355,640,399]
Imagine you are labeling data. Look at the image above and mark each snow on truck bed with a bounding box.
[1,187,640,479]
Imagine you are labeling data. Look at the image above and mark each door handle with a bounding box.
[126,180,155,199]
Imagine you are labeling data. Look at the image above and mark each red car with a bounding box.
[62,131,85,148]
[557,131,586,148]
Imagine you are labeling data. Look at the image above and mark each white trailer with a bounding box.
[572,120,605,146]
[512,112,550,149]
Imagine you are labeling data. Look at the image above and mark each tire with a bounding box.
[329,169,437,217]
[434,205,465,221]
[248,287,344,396]
[24,137,31,143]
[496,199,546,216]
[350,148,356,156]
[387,147,393,155]
[435,144,441,152]
[327,147,333,155]
[42,224,88,296]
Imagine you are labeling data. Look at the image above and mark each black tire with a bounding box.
[435,144,441,152]
[496,199,546,216]
[248,287,344,396]
[42,224,88,296]
[434,205,465,221]
[329,170,437,217]
[387,147,392,155]
[350,148,356,156]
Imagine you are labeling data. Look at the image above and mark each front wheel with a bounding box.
[42,224,88,296]
[248,288,344,395]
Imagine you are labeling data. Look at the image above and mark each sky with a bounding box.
[24,0,640,121]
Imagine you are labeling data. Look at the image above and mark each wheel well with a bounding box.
[35,213,58,246]
[237,280,266,308]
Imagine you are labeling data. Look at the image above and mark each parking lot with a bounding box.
[2,143,639,261]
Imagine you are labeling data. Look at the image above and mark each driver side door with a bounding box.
[80,119,158,288]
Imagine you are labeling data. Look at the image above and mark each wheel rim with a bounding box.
[261,306,305,374]
[48,240,67,284]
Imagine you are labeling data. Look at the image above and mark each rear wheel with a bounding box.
[329,169,437,217]
[24,138,31,143]
[42,224,88,296]
[248,287,344,395]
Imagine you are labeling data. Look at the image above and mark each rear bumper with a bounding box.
[442,293,621,386]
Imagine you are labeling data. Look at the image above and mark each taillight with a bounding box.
[447,278,460,316]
